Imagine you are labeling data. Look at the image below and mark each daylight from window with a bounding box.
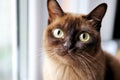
[0,0,12,80]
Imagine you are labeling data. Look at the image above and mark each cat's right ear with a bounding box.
[47,0,64,24]
[87,3,107,21]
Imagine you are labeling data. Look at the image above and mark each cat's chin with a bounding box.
[56,48,76,56]
[53,51,79,65]
[57,51,71,56]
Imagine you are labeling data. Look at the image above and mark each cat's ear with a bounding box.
[87,3,107,21]
[47,0,64,24]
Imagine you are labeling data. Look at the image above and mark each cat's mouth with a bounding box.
[57,48,75,56]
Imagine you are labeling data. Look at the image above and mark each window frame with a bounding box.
[17,0,48,80]
[17,0,28,80]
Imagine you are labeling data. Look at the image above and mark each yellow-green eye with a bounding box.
[79,32,90,42]
[53,28,64,38]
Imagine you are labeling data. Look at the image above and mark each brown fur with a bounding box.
[43,0,120,80]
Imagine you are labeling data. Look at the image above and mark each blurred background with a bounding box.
[0,0,120,80]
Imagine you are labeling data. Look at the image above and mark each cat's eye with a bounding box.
[52,28,64,38]
[79,32,90,42]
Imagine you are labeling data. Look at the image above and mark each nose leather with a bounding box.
[64,41,73,51]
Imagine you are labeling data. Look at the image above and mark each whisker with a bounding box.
[84,59,96,80]
[84,53,105,68]
[75,53,105,80]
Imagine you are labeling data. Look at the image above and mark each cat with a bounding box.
[43,0,120,80]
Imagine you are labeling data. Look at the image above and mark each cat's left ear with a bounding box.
[47,0,64,24]
[87,3,107,21]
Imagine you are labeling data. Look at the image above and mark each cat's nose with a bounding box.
[64,41,73,51]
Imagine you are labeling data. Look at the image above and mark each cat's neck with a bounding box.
[43,57,86,80]
[43,51,105,80]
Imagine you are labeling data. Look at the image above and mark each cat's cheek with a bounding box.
[75,42,85,49]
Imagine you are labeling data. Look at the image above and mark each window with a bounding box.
[17,0,48,80]
[0,0,17,80]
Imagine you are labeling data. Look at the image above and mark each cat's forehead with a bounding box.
[59,13,84,24]
[48,13,92,30]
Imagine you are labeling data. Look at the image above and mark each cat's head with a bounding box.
[43,0,107,63]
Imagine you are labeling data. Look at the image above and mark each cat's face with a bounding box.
[43,0,107,64]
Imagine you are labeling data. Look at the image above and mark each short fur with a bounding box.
[43,0,120,80]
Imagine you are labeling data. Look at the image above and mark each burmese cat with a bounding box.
[43,0,120,80]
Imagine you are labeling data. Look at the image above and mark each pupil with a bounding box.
[58,30,60,35]
[83,34,86,39]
